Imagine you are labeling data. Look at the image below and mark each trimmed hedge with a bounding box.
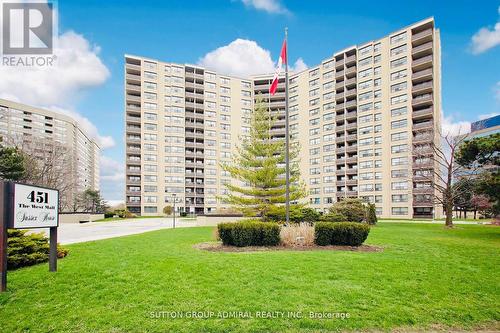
[217,221,280,247]
[7,229,69,270]
[314,222,370,246]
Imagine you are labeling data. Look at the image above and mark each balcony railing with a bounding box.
[412,41,433,55]
[412,81,433,93]
[412,55,433,67]
[412,29,433,42]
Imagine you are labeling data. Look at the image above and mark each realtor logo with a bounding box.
[2,1,54,54]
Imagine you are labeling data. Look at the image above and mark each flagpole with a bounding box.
[284,27,290,225]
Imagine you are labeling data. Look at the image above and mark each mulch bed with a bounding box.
[194,242,383,253]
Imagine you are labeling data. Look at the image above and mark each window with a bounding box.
[359,57,372,67]
[391,69,407,81]
[392,207,408,215]
[391,131,407,141]
[392,194,408,202]
[359,91,372,101]
[390,31,407,45]
[391,94,408,105]
[391,144,408,154]
[391,157,408,166]
[391,82,407,93]
[359,103,372,113]
[390,57,407,69]
[391,106,407,117]
[391,169,408,178]
[359,45,372,55]
[359,68,371,78]
[391,119,407,129]
[392,181,408,190]
[391,44,407,56]
[359,114,372,123]
[358,80,371,90]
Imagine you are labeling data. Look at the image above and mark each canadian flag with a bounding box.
[270,39,287,96]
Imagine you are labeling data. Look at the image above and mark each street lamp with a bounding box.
[172,193,176,229]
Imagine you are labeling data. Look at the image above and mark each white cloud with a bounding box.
[100,155,124,201]
[290,57,308,73]
[441,115,470,137]
[495,81,500,102]
[479,112,499,120]
[199,39,274,77]
[0,30,113,148]
[241,0,289,15]
[198,38,305,77]
[470,6,500,54]
[101,156,124,182]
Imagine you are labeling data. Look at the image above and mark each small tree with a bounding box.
[163,205,173,216]
[75,189,107,213]
[0,145,26,181]
[328,198,366,223]
[221,95,306,217]
[366,203,377,225]
[413,130,472,228]
[471,194,493,219]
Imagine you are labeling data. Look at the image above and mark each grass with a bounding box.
[0,223,499,332]
[94,215,167,222]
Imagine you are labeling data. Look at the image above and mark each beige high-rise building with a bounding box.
[0,98,100,210]
[125,17,442,219]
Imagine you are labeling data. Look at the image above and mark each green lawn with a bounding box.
[0,223,499,332]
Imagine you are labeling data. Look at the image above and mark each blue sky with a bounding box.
[4,0,499,203]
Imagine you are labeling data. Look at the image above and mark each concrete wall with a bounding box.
[196,215,247,226]
[60,213,104,224]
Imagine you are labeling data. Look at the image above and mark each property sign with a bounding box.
[12,183,59,229]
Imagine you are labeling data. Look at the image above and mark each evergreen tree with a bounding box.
[366,203,377,225]
[221,95,306,217]
[0,145,26,181]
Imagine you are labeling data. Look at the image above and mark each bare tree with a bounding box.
[413,129,474,227]
[3,134,77,211]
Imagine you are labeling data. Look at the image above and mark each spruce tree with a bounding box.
[221,96,306,217]
[0,145,26,181]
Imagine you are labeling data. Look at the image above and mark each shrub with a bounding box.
[104,212,114,218]
[180,212,187,217]
[366,203,378,225]
[217,221,280,247]
[262,205,320,223]
[280,223,314,247]
[7,229,69,270]
[320,212,347,222]
[163,205,173,216]
[328,199,366,222]
[314,222,370,246]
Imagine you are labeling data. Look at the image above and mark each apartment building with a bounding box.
[0,98,100,210]
[125,17,442,218]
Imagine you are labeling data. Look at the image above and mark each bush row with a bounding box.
[217,220,370,247]
[7,229,69,270]
[314,222,370,246]
[217,221,280,247]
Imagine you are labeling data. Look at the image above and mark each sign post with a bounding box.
[0,181,59,292]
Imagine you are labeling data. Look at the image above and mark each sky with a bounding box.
[1,0,499,204]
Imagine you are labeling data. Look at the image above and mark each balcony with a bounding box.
[126,83,141,92]
[413,187,433,194]
[346,145,357,153]
[126,116,141,123]
[346,179,358,186]
[345,100,357,110]
[412,80,433,95]
[336,102,345,110]
[126,63,141,71]
[126,94,141,103]
[412,54,433,71]
[412,28,433,45]
[345,122,357,130]
[413,121,434,131]
[345,111,357,120]
[413,134,433,144]
[336,92,345,101]
[412,68,433,83]
[345,77,357,88]
[412,94,433,107]
[126,125,141,133]
[126,168,141,175]
[335,81,345,90]
[413,199,433,207]
[345,88,357,98]
[346,156,358,164]
[336,125,345,132]
[346,168,357,175]
[345,66,357,78]
[413,161,434,169]
[335,58,345,68]
[412,41,433,58]
[335,114,345,121]
[345,55,356,66]
[335,70,345,79]
[412,106,434,119]
[126,73,141,82]
[346,190,358,196]
[336,147,346,154]
[346,134,357,142]
[336,180,346,186]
